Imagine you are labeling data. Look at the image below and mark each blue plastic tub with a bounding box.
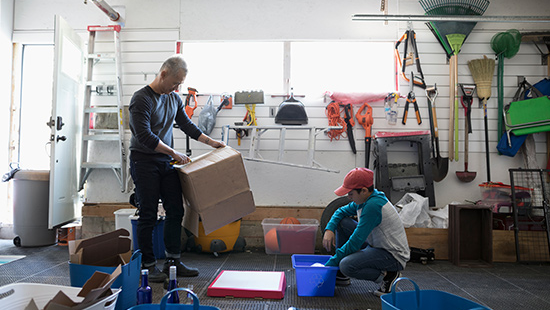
[129,288,219,309]
[381,278,491,310]
[131,217,166,259]
[291,254,339,297]
[69,251,141,310]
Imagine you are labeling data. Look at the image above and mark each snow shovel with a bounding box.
[426,86,448,182]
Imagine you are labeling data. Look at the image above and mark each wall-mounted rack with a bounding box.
[352,14,550,23]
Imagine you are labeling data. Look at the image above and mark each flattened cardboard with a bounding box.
[68,229,131,265]
[177,147,256,236]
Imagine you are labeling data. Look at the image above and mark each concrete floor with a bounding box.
[0,239,550,310]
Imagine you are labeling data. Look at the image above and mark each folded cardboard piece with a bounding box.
[68,229,131,266]
[25,266,121,310]
[177,146,256,236]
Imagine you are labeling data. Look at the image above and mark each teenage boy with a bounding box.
[323,167,410,296]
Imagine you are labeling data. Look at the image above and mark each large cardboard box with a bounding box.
[177,146,256,236]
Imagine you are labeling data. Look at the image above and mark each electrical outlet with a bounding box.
[269,107,276,118]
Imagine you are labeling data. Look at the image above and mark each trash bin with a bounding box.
[114,208,137,250]
[12,170,56,247]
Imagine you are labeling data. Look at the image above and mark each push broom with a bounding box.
[468,56,495,182]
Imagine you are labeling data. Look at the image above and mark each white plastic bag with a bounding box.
[198,95,216,135]
[427,205,448,228]
[395,193,430,228]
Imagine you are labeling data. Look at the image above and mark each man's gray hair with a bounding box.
[160,55,188,76]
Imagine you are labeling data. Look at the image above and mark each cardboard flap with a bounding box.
[24,299,39,310]
[78,265,121,299]
[69,230,131,265]
[70,229,129,254]
[185,190,256,236]
[43,291,78,310]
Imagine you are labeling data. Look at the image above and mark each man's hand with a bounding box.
[209,139,226,148]
[171,151,191,165]
[322,230,336,252]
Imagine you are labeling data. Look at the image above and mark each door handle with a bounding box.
[56,116,65,130]
[56,135,67,142]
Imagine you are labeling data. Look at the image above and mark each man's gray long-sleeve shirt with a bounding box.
[129,85,202,160]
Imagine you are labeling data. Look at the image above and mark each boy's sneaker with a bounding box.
[374,271,400,296]
[335,270,351,286]
[145,265,168,283]
[163,258,199,277]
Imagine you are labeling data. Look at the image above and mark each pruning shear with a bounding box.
[402,72,422,125]
[356,103,373,168]
[395,23,427,90]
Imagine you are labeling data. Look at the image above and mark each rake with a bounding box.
[419,0,490,162]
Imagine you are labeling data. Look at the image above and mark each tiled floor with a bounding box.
[0,239,549,309]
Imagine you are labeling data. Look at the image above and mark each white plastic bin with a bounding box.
[0,283,120,310]
[114,208,136,250]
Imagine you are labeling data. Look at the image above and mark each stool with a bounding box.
[374,131,435,207]
[449,204,493,267]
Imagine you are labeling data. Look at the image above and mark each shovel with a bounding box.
[426,86,449,182]
[456,94,477,182]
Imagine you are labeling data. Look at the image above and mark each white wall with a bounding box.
[8,0,550,209]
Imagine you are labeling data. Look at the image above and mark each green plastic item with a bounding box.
[491,29,522,141]
[505,96,550,136]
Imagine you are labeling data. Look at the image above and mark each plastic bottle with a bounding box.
[137,269,153,304]
[167,266,180,304]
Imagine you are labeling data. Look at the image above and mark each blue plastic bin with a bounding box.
[129,288,219,309]
[381,278,491,310]
[291,254,339,297]
[131,217,166,259]
[69,251,141,310]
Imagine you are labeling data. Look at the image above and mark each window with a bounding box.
[178,41,395,96]
[290,42,395,96]
[179,42,284,94]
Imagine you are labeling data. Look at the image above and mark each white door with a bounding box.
[48,16,84,228]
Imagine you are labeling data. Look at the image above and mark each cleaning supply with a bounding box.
[137,269,152,305]
[468,56,496,182]
[167,266,179,304]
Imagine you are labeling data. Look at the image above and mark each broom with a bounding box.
[468,55,495,182]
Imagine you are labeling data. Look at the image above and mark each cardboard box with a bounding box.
[68,229,140,310]
[69,229,131,266]
[177,146,256,236]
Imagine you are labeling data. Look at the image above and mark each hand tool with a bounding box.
[402,72,422,125]
[426,85,448,182]
[356,103,374,168]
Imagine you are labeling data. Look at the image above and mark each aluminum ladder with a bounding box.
[79,25,128,192]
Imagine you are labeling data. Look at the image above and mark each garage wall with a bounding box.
[9,0,550,209]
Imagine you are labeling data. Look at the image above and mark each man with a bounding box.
[129,55,225,282]
[323,167,410,296]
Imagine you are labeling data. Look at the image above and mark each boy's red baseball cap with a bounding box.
[334,167,374,196]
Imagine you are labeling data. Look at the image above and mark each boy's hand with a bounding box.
[322,230,336,252]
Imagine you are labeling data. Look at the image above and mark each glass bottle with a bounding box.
[136,269,153,304]
[167,265,180,304]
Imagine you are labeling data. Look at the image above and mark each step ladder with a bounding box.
[79,25,128,192]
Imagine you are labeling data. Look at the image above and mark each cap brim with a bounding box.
[334,185,352,196]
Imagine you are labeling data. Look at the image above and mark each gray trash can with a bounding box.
[12,170,57,247]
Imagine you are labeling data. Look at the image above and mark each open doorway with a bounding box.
[2,44,53,225]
